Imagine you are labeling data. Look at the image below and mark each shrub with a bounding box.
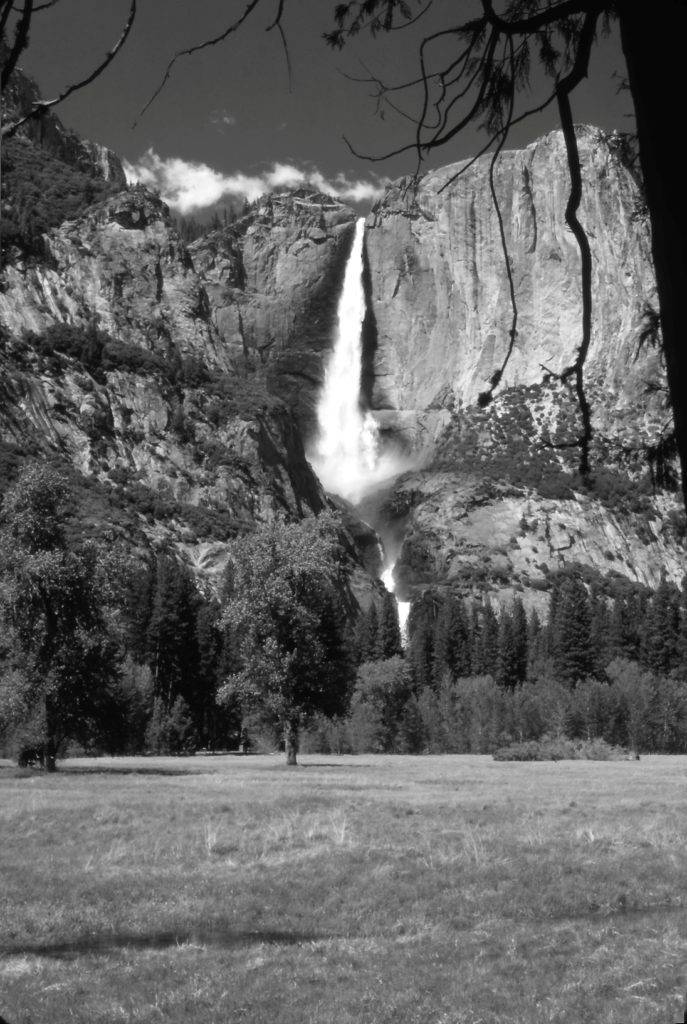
[1,136,118,257]
[493,735,634,761]
[145,696,198,755]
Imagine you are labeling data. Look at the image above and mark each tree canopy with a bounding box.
[218,513,354,764]
[0,463,122,769]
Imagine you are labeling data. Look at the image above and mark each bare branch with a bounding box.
[556,9,600,478]
[135,0,277,126]
[1,0,33,93]
[2,0,137,137]
[267,1,293,90]
[477,36,518,409]
[0,1,15,40]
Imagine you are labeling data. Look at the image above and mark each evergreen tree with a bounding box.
[408,594,436,690]
[552,576,593,686]
[396,694,426,753]
[589,585,611,676]
[642,578,680,675]
[125,562,154,663]
[145,553,199,710]
[377,591,402,660]
[473,603,499,678]
[194,598,224,747]
[526,607,545,680]
[496,599,528,688]
[496,607,517,688]
[678,575,687,676]
[511,598,528,685]
[355,602,379,663]
[433,596,471,685]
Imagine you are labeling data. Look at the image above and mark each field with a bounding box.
[1,753,686,1024]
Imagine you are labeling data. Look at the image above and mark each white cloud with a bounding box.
[123,150,387,213]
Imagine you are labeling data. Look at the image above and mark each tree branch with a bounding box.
[2,0,137,137]
[481,0,591,35]
[1,0,32,93]
[134,0,275,126]
[477,36,518,408]
[556,8,599,477]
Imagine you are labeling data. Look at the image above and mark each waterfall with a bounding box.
[310,216,411,644]
[310,217,403,505]
[381,561,411,644]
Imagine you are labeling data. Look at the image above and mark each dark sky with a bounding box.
[17,0,633,211]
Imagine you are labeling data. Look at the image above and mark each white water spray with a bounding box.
[310,217,412,643]
[310,217,403,505]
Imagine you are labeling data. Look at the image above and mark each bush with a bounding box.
[145,696,198,755]
[493,735,635,761]
[1,136,118,257]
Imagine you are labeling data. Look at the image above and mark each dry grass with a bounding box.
[1,753,686,1023]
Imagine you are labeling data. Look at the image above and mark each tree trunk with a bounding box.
[44,696,58,772]
[620,3,687,512]
[284,719,299,766]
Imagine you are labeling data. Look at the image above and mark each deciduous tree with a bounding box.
[0,463,121,769]
[218,513,353,764]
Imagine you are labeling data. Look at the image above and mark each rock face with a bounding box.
[362,127,685,605]
[2,59,127,185]
[0,73,361,587]
[365,127,657,447]
[192,191,355,430]
[0,82,684,608]
[0,187,355,430]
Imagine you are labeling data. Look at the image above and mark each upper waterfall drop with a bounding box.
[309,217,380,505]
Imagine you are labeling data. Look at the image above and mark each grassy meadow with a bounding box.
[1,753,686,1024]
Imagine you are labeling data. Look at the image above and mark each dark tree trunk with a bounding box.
[44,697,58,772]
[284,719,299,766]
[620,3,687,512]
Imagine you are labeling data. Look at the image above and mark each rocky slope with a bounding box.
[0,184,360,577]
[363,128,684,606]
[0,64,684,609]
[0,64,361,582]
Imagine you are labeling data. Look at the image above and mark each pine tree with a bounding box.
[408,594,436,690]
[677,575,687,676]
[511,598,528,684]
[125,562,154,663]
[496,607,517,688]
[194,599,222,747]
[552,576,593,685]
[473,603,499,678]
[145,553,199,709]
[642,578,680,674]
[433,596,471,685]
[589,585,611,676]
[377,591,402,660]
[526,607,545,680]
[355,602,379,663]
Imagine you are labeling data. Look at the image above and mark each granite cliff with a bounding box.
[0,67,684,608]
[362,127,683,608]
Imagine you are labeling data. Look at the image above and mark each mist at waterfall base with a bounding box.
[309,217,412,638]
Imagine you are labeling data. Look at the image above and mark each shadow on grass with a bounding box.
[0,927,328,960]
[0,765,213,778]
[60,766,212,777]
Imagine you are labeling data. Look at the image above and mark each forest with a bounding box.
[2,458,687,768]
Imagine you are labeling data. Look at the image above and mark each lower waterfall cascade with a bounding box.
[309,216,411,640]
